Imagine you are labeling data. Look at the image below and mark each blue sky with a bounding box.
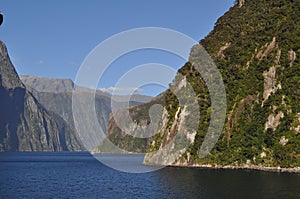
[0,0,234,96]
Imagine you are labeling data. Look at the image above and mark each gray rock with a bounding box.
[0,41,83,151]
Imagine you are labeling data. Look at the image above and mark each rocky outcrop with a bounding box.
[288,49,296,67]
[144,104,197,165]
[257,37,283,104]
[237,0,245,8]
[265,111,284,131]
[0,42,24,90]
[279,136,288,146]
[256,37,277,62]
[217,42,231,59]
[262,66,281,103]
[0,41,83,151]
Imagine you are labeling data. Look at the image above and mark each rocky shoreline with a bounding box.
[168,163,300,173]
[91,151,300,173]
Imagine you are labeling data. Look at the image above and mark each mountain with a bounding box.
[20,75,75,93]
[20,79,111,138]
[95,92,166,153]
[108,0,300,169]
[19,75,153,152]
[20,75,153,104]
[0,41,83,151]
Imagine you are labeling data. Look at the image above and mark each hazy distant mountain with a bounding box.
[20,75,75,93]
[20,75,153,104]
[20,75,153,151]
[0,41,83,151]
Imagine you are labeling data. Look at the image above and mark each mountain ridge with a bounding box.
[107,0,300,170]
[0,40,83,151]
[19,75,153,152]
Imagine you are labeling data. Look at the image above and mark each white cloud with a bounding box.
[99,87,143,93]
[37,60,44,65]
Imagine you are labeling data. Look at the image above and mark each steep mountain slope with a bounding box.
[23,87,112,137]
[20,75,153,152]
[20,75,153,104]
[0,41,82,151]
[108,0,300,169]
[96,92,166,153]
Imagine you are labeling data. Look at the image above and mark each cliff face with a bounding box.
[22,87,112,139]
[21,79,153,137]
[99,93,165,153]
[0,41,82,151]
[108,0,300,168]
[20,75,75,93]
[20,75,153,152]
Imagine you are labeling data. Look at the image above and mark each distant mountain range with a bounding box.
[0,41,152,152]
[20,75,153,141]
[0,41,82,151]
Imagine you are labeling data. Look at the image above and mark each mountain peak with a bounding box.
[20,75,75,93]
[0,40,24,89]
[0,40,83,151]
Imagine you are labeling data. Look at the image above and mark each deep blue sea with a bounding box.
[0,152,299,199]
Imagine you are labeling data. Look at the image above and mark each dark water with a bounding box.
[0,153,299,199]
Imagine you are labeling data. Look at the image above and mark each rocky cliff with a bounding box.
[108,0,300,169]
[20,75,75,93]
[22,85,112,139]
[20,75,153,152]
[0,41,82,151]
[97,92,166,153]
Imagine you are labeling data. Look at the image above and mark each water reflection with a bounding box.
[155,167,300,199]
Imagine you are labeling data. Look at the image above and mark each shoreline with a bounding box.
[2,152,299,173]
[166,163,300,173]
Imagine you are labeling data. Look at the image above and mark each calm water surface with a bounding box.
[0,152,299,199]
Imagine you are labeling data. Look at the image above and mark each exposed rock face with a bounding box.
[288,49,296,67]
[0,41,83,151]
[262,66,280,103]
[279,136,288,146]
[259,37,283,104]
[256,37,278,62]
[265,111,284,131]
[217,42,231,59]
[21,75,153,152]
[0,43,24,90]
[20,75,74,93]
[144,103,197,165]
[27,89,112,139]
[238,0,245,8]
[260,151,266,158]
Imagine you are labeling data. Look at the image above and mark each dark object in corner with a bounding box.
[0,12,3,26]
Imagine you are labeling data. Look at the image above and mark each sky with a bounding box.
[0,0,234,96]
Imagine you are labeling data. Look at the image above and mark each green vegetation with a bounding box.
[181,0,300,167]
[108,0,300,168]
